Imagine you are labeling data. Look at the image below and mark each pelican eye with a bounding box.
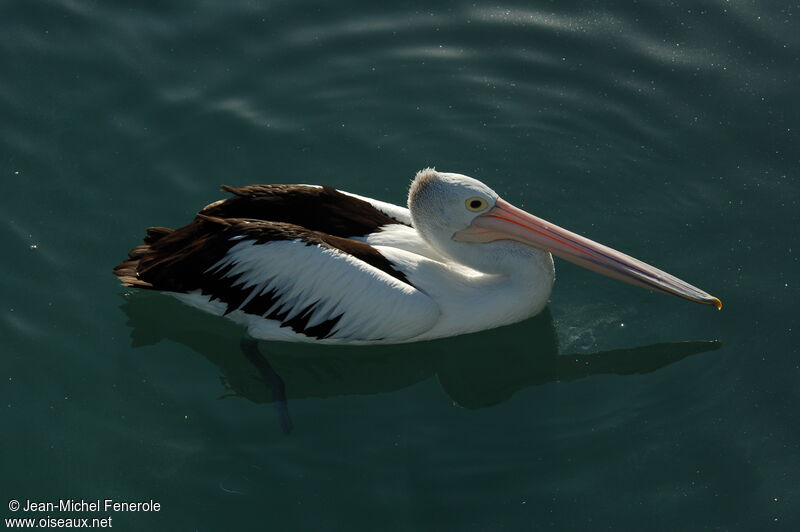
[466,197,489,212]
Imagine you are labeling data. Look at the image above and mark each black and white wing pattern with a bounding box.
[114,213,440,343]
[201,183,444,260]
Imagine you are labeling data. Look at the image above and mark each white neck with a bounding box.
[397,241,556,341]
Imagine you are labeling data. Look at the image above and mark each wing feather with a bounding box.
[215,239,439,341]
[115,216,440,342]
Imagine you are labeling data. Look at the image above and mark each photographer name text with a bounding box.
[14,499,160,513]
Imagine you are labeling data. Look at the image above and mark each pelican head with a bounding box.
[408,168,722,309]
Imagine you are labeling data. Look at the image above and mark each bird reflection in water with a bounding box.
[120,293,721,434]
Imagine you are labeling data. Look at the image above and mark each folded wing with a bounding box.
[114,215,440,342]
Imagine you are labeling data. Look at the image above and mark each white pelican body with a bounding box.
[115,169,720,344]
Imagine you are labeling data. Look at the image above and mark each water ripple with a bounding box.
[468,6,622,35]
[282,12,452,46]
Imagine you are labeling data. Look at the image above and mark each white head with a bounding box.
[406,168,722,308]
[408,168,497,245]
[408,168,535,274]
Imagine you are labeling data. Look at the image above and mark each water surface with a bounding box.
[2,1,799,530]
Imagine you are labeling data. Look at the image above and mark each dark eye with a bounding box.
[466,197,489,212]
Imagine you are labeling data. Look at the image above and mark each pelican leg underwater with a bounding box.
[240,336,292,434]
[114,168,721,344]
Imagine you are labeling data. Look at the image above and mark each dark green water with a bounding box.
[2,1,799,530]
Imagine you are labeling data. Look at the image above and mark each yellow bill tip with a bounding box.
[711,297,723,310]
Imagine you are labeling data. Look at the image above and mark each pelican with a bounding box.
[114,168,721,345]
